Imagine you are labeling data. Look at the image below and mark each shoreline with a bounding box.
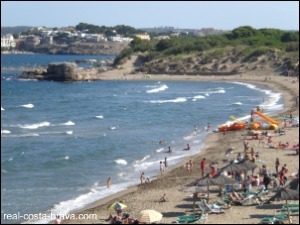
[49,72,299,224]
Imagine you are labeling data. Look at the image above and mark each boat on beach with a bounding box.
[218,122,247,132]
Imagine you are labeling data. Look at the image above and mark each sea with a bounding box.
[1,54,283,224]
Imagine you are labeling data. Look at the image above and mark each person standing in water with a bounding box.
[107,177,111,188]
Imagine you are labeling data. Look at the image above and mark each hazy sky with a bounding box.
[1,1,299,30]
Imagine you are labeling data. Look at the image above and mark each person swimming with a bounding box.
[183,144,190,151]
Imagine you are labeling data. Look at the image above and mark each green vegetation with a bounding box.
[75,23,145,37]
[114,26,299,66]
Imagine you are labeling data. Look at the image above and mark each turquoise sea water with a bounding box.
[1,54,283,224]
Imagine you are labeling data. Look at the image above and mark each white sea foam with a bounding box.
[5,133,40,137]
[28,183,131,224]
[156,148,164,153]
[192,95,206,100]
[232,82,283,111]
[233,102,242,105]
[114,159,128,165]
[21,104,34,108]
[64,156,69,160]
[95,115,104,119]
[146,84,168,93]
[135,155,151,164]
[1,107,4,111]
[60,121,75,126]
[1,130,11,134]
[19,121,50,129]
[66,131,73,135]
[110,126,117,130]
[117,172,127,177]
[149,97,187,103]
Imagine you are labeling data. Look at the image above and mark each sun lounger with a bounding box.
[282,204,299,208]
[203,201,225,214]
[259,214,289,224]
[176,213,205,223]
[278,207,299,213]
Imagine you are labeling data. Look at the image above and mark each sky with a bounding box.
[1,1,299,30]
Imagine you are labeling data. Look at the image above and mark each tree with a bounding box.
[281,32,299,42]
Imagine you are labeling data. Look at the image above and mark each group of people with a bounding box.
[107,209,139,224]
[140,172,151,185]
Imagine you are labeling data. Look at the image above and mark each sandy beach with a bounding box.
[53,58,299,224]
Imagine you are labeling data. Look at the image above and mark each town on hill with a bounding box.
[1,23,226,55]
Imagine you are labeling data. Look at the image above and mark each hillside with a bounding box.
[114,26,299,76]
[1,26,32,35]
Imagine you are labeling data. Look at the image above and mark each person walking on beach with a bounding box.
[275,158,280,174]
[186,162,191,173]
[200,158,206,177]
[107,177,111,188]
[189,159,193,172]
[164,157,168,170]
[140,172,145,185]
[160,161,164,176]
[262,165,270,191]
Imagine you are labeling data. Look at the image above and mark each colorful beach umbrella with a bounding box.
[107,202,127,211]
[137,209,163,223]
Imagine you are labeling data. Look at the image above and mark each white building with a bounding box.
[1,34,16,49]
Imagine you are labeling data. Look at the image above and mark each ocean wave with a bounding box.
[232,102,242,105]
[114,159,128,165]
[18,121,51,129]
[1,107,4,111]
[192,95,206,100]
[232,82,283,111]
[156,148,164,153]
[21,103,34,108]
[149,97,187,103]
[60,121,75,126]
[1,130,11,134]
[146,84,168,93]
[95,115,104,119]
[66,131,73,135]
[2,133,40,138]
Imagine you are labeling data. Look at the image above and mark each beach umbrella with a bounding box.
[268,188,299,202]
[107,202,127,212]
[220,159,257,173]
[196,173,236,203]
[268,188,299,224]
[137,209,163,223]
[285,178,299,190]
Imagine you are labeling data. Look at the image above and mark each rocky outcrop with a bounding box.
[20,63,84,81]
[45,63,78,81]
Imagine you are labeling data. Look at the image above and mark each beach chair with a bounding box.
[259,214,290,224]
[277,207,299,213]
[203,201,225,214]
[282,204,299,208]
[176,213,205,223]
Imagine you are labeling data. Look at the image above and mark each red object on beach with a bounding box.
[218,123,246,132]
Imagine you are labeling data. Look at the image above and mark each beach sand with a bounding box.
[53,59,299,224]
